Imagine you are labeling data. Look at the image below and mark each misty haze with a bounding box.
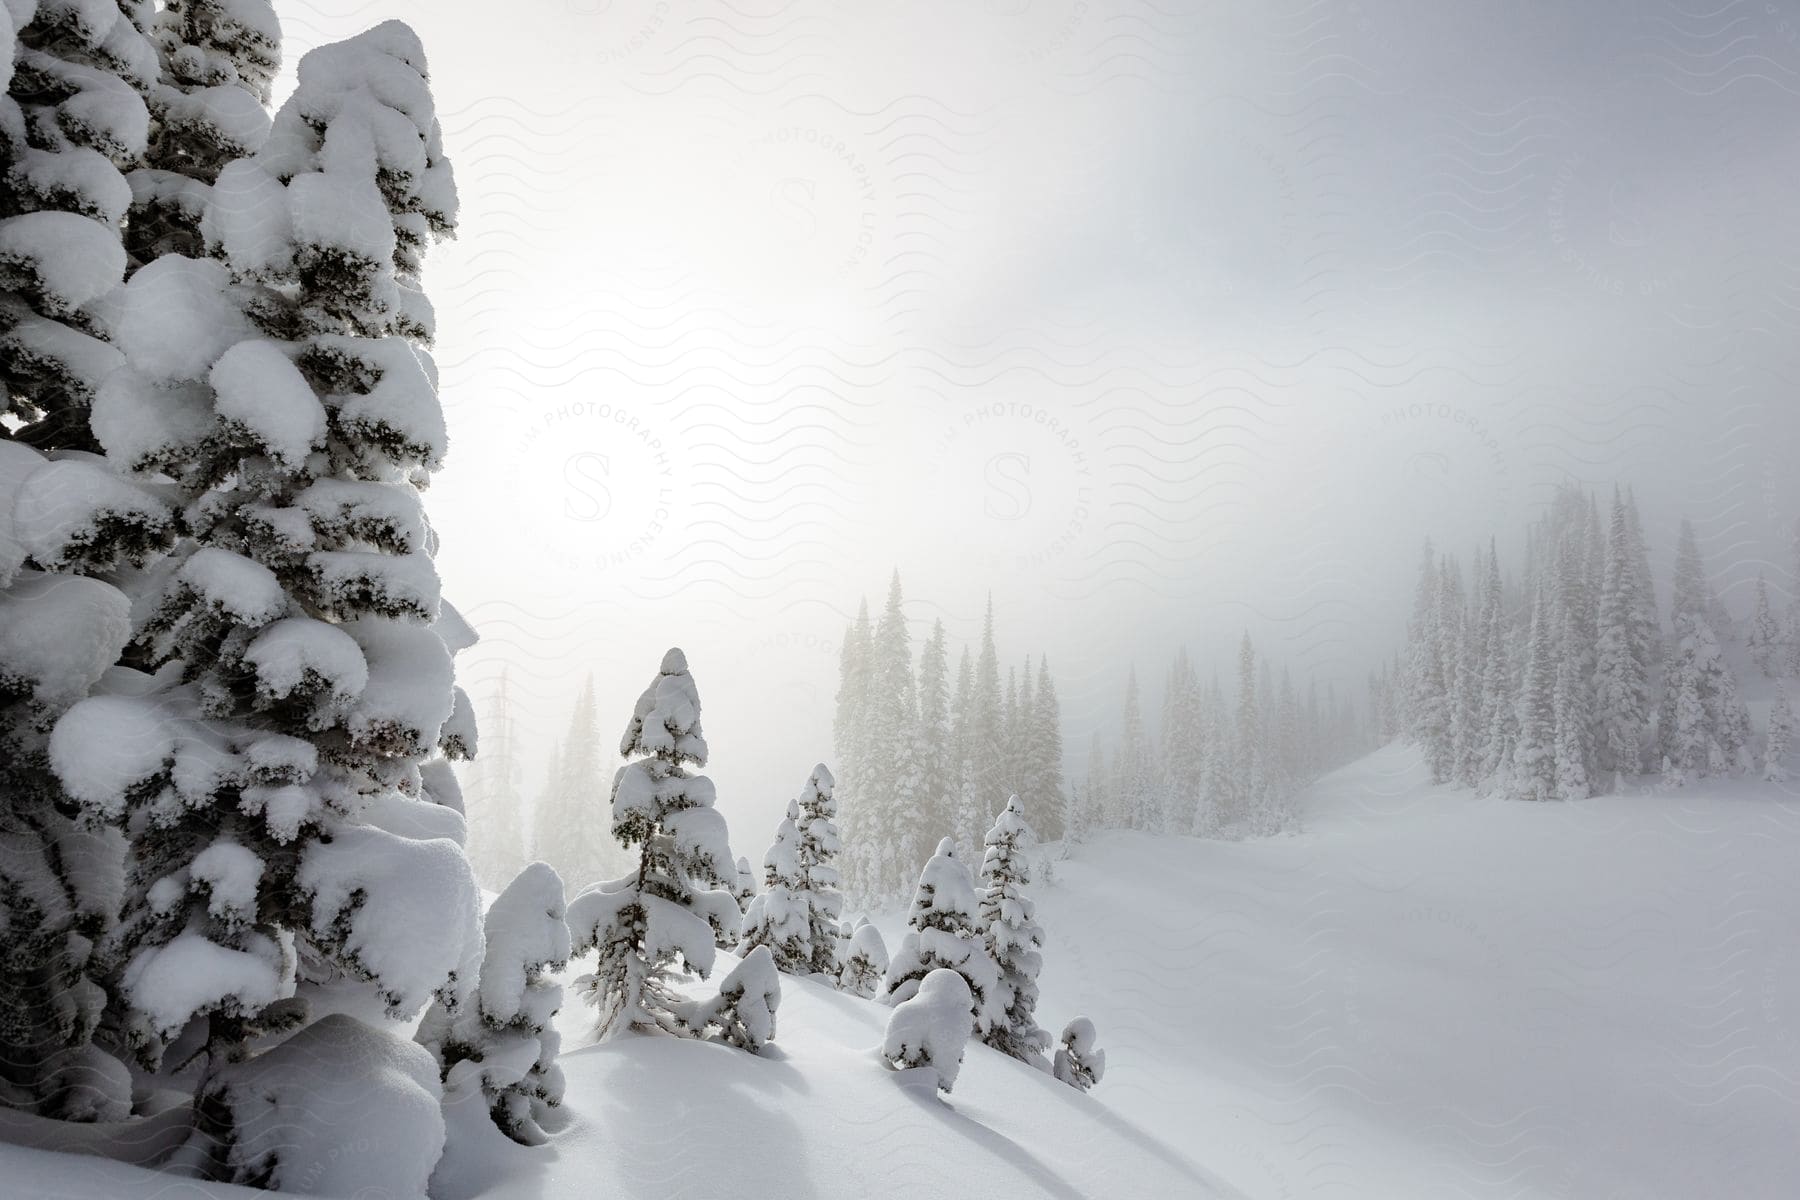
[1,1,1795,1198]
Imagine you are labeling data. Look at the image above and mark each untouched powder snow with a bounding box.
[430,952,1233,1200]
[1023,742,1800,1200]
[7,742,1797,1198]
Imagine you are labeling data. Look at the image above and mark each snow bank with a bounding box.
[199,1013,444,1196]
[883,968,974,1094]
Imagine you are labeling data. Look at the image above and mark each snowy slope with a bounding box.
[7,741,1796,1198]
[432,962,1235,1199]
[1025,743,1800,1199]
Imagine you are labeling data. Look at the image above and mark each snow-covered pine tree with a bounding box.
[1001,664,1020,803]
[1234,634,1270,829]
[685,944,780,1053]
[1274,668,1302,807]
[567,649,741,1040]
[794,763,844,977]
[1083,729,1109,835]
[1474,545,1517,794]
[882,967,973,1094]
[1766,683,1793,783]
[977,797,1049,1064]
[1449,555,1485,787]
[882,837,998,1036]
[913,620,954,867]
[1194,675,1232,834]
[1406,540,1454,782]
[832,597,873,898]
[838,918,888,998]
[1785,518,1800,678]
[736,801,808,971]
[1552,534,1595,801]
[1659,520,1751,782]
[1749,574,1781,677]
[416,861,570,1146]
[867,571,919,902]
[1437,554,1474,787]
[531,677,622,894]
[126,0,280,267]
[1510,583,1559,802]
[1063,779,1087,846]
[1031,656,1067,840]
[1160,649,1202,832]
[1017,663,1039,808]
[1116,666,1149,829]
[949,643,984,857]
[969,595,1005,840]
[64,23,483,1082]
[463,666,528,888]
[1052,1016,1105,1092]
[1593,489,1653,782]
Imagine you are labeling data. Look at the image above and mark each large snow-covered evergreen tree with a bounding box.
[977,797,1049,1064]
[64,21,482,1082]
[566,649,740,1041]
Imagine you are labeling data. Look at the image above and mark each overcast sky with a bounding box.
[278,0,1800,840]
